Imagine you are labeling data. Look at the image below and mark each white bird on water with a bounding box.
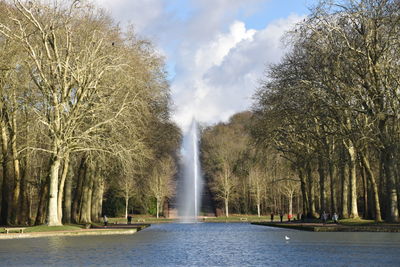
[285,236,290,240]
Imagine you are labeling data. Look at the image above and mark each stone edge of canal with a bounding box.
[0,224,150,240]
[252,222,400,232]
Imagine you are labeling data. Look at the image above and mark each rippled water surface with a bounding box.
[1,223,400,266]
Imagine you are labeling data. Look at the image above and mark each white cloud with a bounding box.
[194,22,256,70]
[171,21,257,129]
[94,0,165,33]
[91,1,304,132]
[172,14,304,131]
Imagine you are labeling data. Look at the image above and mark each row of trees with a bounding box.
[252,0,400,222]
[201,112,301,218]
[201,0,399,223]
[0,0,180,226]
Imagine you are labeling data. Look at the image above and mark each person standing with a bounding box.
[332,212,338,223]
[279,211,283,222]
[322,211,327,224]
[270,212,274,222]
[103,215,108,226]
[127,215,132,225]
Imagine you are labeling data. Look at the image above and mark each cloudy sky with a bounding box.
[94,0,311,131]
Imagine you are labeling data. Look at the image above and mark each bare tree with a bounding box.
[116,171,136,219]
[211,161,238,218]
[148,156,176,218]
[248,165,267,217]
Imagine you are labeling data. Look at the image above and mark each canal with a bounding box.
[1,223,400,266]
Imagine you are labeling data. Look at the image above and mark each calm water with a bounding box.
[1,223,400,266]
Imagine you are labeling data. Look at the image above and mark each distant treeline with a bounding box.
[201,0,400,222]
[0,0,180,226]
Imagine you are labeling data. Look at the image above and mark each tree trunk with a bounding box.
[257,203,260,217]
[57,154,70,223]
[91,175,103,223]
[71,157,86,223]
[306,163,318,218]
[63,162,72,224]
[47,155,62,226]
[35,168,49,225]
[328,160,337,214]
[79,163,92,224]
[156,198,160,219]
[19,110,31,225]
[96,178,104,221]
[225,198,229,217]
[0,120,10,225]
[288,192,293,217]
[360,153,382,222]
[125,192,129,219]
[360,162,368,218]
[340,148,349,218]
[86,171,94,222]
[378,159,387,219]
[19,149,29,225]
[9,92,21,225]
[19,164,29,225]
[10,134,21,225]
[27,183,34,225]
[347,143,359,219]
[90,175,99,222]
[382,147,399,222]
[298,168,308,216]
[318,157,326,214]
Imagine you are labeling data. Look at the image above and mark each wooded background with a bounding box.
[201,0,400,223]
[0,0,180,226]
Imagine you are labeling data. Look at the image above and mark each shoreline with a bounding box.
[252,222,400,232]
[0,225,150,240]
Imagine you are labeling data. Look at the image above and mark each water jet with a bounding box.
[178,119,203,222]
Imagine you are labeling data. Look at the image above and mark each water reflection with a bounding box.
[0,223,399,266]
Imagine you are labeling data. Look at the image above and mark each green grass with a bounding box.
[24,224,83,233]
[0,224,83,233]
[107,216,175,223]
[106,216,392,225]
[202,215,273,222]
[338,218,377,226]
[107,214,285,223]
[258,217,381,226]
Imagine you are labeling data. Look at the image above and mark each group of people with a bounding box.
[321,211,339,224]
[270,212,292,222]
[269,211,339,224]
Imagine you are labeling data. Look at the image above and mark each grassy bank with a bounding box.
[252,218,400,232]
[107,216,174,224]
[105,214,289,223]
[106,214,290,223]
[202,215,273,222]
[1,222,148,236]
[0,224,84,234]
[24,225,84,233]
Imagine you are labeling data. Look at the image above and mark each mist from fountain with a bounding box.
[178,119,203,223]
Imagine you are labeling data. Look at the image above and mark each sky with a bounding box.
[94,0,313,131]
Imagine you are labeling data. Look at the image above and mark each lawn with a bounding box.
[103,214,279,224]
[24,225,84,233]
[338,218,378,226]
[0,224,84,233]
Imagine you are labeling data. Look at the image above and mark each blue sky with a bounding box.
[242,0,311,29]
[95,0,312,130]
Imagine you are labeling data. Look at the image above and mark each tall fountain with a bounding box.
[178,119,203,222]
